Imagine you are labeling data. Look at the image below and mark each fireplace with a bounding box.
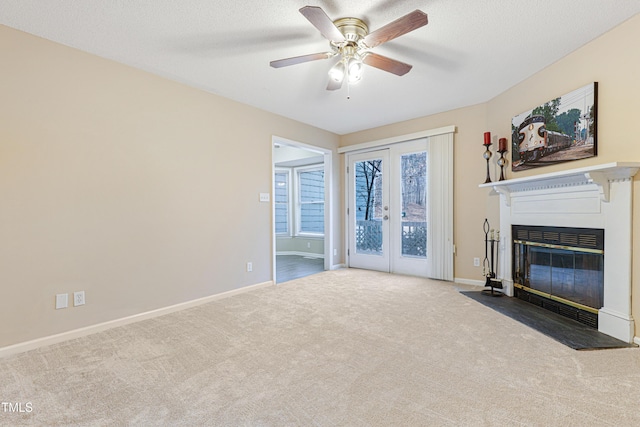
[512,225,604,328]
[480,162,640,343]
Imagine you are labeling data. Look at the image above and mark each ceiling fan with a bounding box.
[270,6,428,91]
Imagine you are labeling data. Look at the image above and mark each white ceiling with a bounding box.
[1,1,639,135]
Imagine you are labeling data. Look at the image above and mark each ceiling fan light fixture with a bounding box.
[329,61,345,83]
[271,7,428,92]
[347,57,364,84]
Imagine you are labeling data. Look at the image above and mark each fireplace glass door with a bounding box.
[513,225,604,312]
[519,245,603,309]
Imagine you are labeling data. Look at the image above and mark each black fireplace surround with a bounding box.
[512,225,604,328]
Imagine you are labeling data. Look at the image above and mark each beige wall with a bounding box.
[341,15,640,330]
[0,25,340,348]
[276,237,324,256]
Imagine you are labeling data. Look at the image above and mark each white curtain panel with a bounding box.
[426,132,454,280]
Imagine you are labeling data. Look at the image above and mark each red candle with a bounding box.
[499,138,507,152]
[484,132,491,145]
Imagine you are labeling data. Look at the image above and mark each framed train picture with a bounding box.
[511,82,598,172]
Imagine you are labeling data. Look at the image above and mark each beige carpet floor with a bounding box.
[1,269,640,426]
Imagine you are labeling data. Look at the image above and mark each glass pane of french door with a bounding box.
[355,159,383,255]
[400,151,427,258]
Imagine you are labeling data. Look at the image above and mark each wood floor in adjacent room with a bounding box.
[275,254,324,283]
[1,269,640,426]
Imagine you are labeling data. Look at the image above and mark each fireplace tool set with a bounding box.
[483,218,503,296]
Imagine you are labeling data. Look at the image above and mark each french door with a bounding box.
[348,150,390,271]
[347,139,428,276]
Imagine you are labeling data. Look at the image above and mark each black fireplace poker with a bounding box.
[482,218,503,296]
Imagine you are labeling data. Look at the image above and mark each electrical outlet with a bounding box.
[55,293,68,310]
[307,242,311,248]
[246,262,253,272]
[73,291,85,307]
[473,257,480,267]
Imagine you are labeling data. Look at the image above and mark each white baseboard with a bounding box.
[331,263,346,270]
[0,280,274,359]
[634,336,640,346]
[454,277,485,287]
[276,251,324,259]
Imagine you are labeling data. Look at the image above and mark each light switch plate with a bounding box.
[56,293,68,309]
[259,193,270,202]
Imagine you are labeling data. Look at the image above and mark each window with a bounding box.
[274,171,290,234]
[274,165,325,236]
[298,167,324,235]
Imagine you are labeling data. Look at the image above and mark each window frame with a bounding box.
[295,165,325,237]
[274,168,292,236]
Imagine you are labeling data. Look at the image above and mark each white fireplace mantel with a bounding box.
[479,162,640,343]
[480,162,640,205]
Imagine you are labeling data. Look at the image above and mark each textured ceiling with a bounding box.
[1,1,639,135]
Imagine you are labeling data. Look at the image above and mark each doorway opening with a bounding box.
[272,137,332,284]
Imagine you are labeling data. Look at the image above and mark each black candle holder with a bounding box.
[483,142,492,184]
[497,148,507,181]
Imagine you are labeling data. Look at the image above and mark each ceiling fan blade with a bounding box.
[270,52,334,68]
[363,52,413,76]
[363,10,428,48]
[299,6,346,43]
[327,78,343,91]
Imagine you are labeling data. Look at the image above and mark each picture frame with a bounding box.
[511,82,598,172]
